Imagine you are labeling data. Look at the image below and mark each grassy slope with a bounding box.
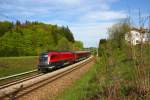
[0,56,38,78]
[57,45,150,100]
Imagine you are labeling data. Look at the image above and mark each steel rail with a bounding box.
[0,73,43,89]
[0,69,38,81]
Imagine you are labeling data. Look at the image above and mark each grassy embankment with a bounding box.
[57,44,150,100]
[0,56,38,78]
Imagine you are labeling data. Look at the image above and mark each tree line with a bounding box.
[0,21,83,56]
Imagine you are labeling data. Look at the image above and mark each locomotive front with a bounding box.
[38,53,51,72]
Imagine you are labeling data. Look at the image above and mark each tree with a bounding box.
[73,41,83,50]
[16,20,21,26]
[0,20,76,56]
[108,22,130,48]
[98,39,107,57]
[0,21,13,37]
[57,37,71,51]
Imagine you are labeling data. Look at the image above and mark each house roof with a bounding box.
[131,27,150,33]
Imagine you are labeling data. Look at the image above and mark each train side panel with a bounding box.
[38,51,90,73]
[74,51,90,62]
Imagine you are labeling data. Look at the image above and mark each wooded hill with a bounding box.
[0,21,83,56]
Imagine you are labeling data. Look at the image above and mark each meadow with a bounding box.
[0,56,38,78]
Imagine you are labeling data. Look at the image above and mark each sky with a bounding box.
[0,0,150,47]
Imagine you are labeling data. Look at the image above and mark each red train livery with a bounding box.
[38,51,91,72]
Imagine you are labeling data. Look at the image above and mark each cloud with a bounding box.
[0,0,124,22]
[69,22,114,47]
[81,10,127,22]
[0,0,126,47]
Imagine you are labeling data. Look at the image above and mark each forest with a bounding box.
[0,21,83,56]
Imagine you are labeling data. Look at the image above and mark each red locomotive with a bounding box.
[38,51,91,72]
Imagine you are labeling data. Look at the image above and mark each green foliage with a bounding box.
[0,21,78,56]
[108,22,130,48]
[0,21,13,37]
[57,37,71,51]
[97,21,150,99]
[73,41,83,50]
[60,26,75,43]
[98,39,107,57]
[98,21,130,57]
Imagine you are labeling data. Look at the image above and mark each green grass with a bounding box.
[0,56,38,78]
[0,56,37,59]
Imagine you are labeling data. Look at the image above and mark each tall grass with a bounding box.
[97,42,150,99]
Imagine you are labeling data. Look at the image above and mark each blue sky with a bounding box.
[0,0,150,47]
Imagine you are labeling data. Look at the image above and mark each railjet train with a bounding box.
[38,51,91,72]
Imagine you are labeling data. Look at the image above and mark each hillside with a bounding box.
[0,21,83,56]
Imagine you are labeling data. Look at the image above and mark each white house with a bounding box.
[125,30,148,45]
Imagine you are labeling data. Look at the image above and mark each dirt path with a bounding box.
[19,59,95,100]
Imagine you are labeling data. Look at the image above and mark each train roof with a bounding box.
[73,51,90,53]
[40,50,90,55]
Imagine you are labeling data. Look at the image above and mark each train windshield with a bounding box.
[39,53,49,65]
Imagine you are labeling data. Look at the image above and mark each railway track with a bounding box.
[0,70,41,88]
[0,56,93,100]
[0,73,43,89]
